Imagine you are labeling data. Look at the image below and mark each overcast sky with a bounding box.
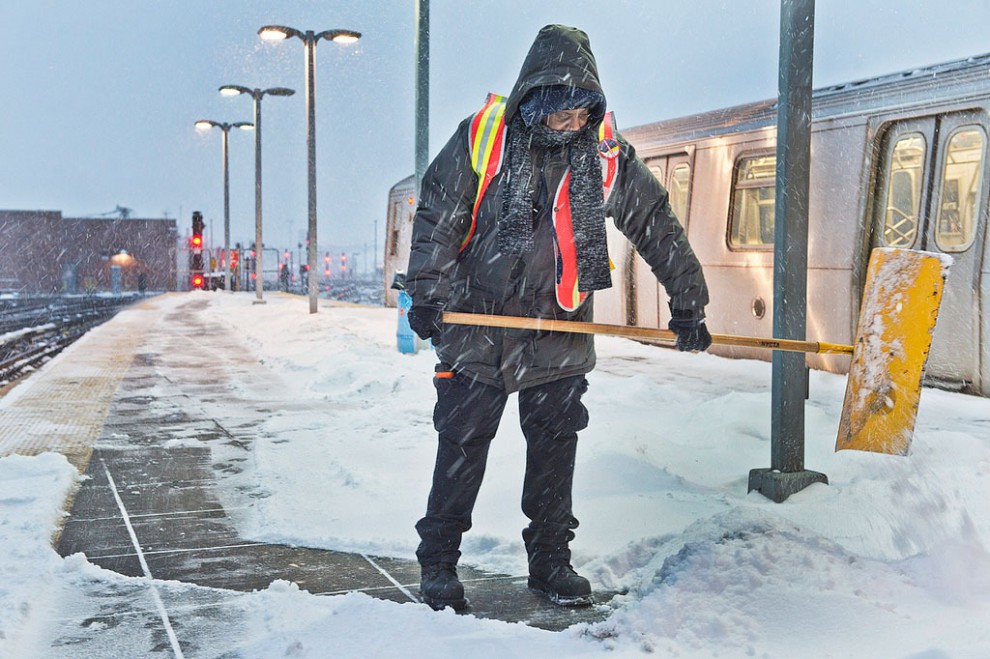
[2,0,989,262]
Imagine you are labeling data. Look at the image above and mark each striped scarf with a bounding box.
[497,115,611,292]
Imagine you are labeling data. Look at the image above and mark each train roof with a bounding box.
[622,51,990,145]
[389,174,416,194]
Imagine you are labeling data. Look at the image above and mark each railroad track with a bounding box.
[0,295,142,387]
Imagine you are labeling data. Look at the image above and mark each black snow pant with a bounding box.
[415,372,590,573]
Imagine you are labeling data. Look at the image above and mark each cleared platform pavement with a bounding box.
[1,293,612,655]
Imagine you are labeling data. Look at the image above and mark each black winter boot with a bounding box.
[528,564,593,606]
[420,563,468,611]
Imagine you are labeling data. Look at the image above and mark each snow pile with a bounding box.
[0,453,78,651]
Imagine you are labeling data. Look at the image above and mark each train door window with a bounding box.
[880,134,926,247]
[728,154,776,249]
[935,127,985,252]
[669,162,691,225]
[645,155,693,229]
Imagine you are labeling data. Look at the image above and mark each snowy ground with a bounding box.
[2,291,990,657]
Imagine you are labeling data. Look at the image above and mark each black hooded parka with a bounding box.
[407,25,709,393]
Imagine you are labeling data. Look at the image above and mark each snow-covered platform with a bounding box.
[7,291,990,657]
[1,293,611,655]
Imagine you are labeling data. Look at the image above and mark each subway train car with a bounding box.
[382,175,417,308]
[384,52,990,396]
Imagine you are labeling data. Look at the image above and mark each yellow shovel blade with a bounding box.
[836,248,949,455]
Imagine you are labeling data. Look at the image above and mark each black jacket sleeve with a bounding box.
[607,135,710,315]
[405,117,477,305]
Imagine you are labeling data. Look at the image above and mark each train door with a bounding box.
[870,111,989,390]
[632,154,692,327]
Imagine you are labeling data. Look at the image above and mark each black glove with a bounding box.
[668,307,712,352]
[408,303,444,345]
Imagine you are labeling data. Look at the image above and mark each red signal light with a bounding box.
[191,235,203,248]
[192,275,204,288]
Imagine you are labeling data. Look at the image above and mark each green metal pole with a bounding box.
[749,0,827,502]
[414,0,430,196]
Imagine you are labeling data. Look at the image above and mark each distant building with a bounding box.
[0,210,178,294]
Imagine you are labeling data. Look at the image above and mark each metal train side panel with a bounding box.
[804,117,872,373]
[694,129,786,367]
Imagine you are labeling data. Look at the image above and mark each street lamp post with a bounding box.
[219,84,295,304]
[258,25,361,314]
[194,120,254,293]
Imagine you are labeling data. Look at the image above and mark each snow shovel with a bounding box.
[835,248,948,455]
[443,247,948,456]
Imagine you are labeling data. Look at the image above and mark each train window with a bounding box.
[669,163,691,225]
[647,162,665,183]
[935,127,985,253]
[728,154,776,249]
[881,134,925,247]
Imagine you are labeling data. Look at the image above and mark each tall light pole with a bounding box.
[194,120,254,293]
[258,25,362,314]
[219,84,295,304]
[414,0,429,196]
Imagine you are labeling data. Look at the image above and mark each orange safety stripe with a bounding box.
[552,111,619,310]
[551,172,585,311]
[463,93,507,252]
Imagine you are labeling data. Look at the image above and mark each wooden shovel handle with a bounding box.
[443,312,853,355]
